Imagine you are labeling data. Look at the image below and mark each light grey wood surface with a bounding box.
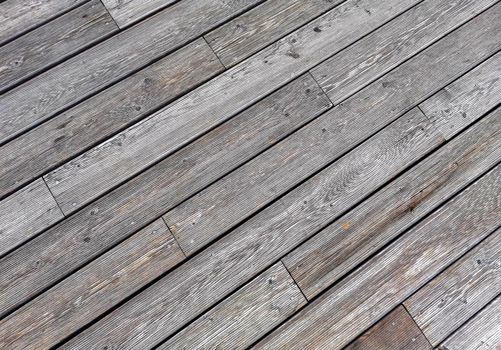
[254,165,501,349]
[100,0,177,28]
[158,262,306,350]
[0,219,184,349]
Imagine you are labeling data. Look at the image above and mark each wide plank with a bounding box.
[0,0,117,93]
[0,219,184,349]
[101,0,177,28]
[0,0,263,143]
[253,166,501,349]
[0,179,63,257]
[404,231,501,345]
[59,108,443,349]
[41,0,421,212]
[0,74,330,318]
[157,262,306,350]
[344,306,432,350]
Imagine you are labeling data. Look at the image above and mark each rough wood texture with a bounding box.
[0,74,330,318]
[438,295,501,350]
[101,0,177,28]
[0,179,63,257]
[344,306,432,350]
[0,0,263,144]
[0,0,117,93]
[404,231,501,346]
[158,262,306,350]
[0,38,223,204]
[59,108,442,349]
[311,0,498,104]
[204,0,343,67]
[40,0,420,212]
[0,219,184,349]
[0,0,86,46]
[254,165,501,350]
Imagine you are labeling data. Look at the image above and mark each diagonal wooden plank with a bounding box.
[0,74,330,318]
[0,219,184,349]
[254,166,501,350]
[100,0,177,28]
[0,37,224,202]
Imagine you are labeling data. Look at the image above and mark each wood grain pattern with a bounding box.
[0,0,263,143]
[0,219,184,349]
[59,108,442,349]
[404,231,501,345]
[0,74,330,318]
[41,0,420,212]
[204,0,343,67]
[438,295,501,350]
[158,262,306,350]
[101,0,177,28]
[0,179,63,257]
[0,0,117,92]
[254,165,501,350]
[311,0,498,104]
[344,306,432,350]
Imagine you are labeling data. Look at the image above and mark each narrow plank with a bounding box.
[0,0,263,143]
[158,262,306,350]
[0,0,86,46]
[101,0,177,28]
[0,74,330,318]
[439,296,501,350]
[163,5,501,256]
[404,231,501,345]
[254,166,501,350]
[204,0,344,67]
[344,306,432,350]
[41,0,421,212]
[0,0,118,92]
[0,38,223,203]
[311,0,498,104]
[60,108,443,349]
[0,219,184,349]
[0,179,63,256]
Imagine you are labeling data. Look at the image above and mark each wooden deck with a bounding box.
[0,0,500,349]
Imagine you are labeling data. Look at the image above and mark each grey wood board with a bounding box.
[283,81,501,299]
[163,5,501,256]
[0,74,330,318]
[41,0,421,214]
[204,0,344,67]
[100,0,177,28]
[311,0,499,104]
[404,231,501,346]
[438,295,501,350]
[0,219,184,349]
[0,38,223,204]
[157,262,306,350]
[0,0,118,92]
[58,108,443,349]
[0,0,263,144]
[0,0,87,46]
[0,178,63,257]
[253,165,501,350]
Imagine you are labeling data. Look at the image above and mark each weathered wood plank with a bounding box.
[0,38,223,203]
[41,0,421,212]
[0,74,330,318]
[0,0,87,46]
[0,179,63,257]
[163,5,501,256]
[58,108,443,349]
[253,165,501,350]
[438,295,501,350]
[0,219,184,349]
[101,0,177,28]
[204,0,344,67]
[404,231,501,345]
[157,262,306,350]
[0,0,118,93]
[344,306,432,350]
[311,0,499,104]
[0,0,263,143]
